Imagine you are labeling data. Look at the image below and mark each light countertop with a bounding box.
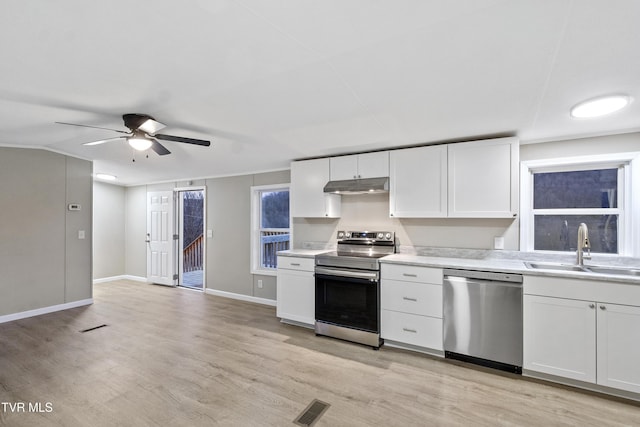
[277,249,331,259]
[278,246,640,284]
[380,253,640,285]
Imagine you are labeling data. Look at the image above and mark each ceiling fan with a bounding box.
[56,113,211,156]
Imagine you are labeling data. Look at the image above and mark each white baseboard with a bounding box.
[93,275,146,284]
[205,288,276,307]
[0,298,94,324]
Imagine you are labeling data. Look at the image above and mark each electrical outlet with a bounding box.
[494,236,504,250]
[207,229,213,238]
[78,230,85,240]
[257,279,263,289]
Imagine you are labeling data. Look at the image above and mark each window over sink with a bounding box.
[520,152,640,257]
[250,184,290,274]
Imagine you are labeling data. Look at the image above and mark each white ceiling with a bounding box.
[1,0,639,185]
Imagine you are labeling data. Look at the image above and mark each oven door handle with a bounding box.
[315,267,378,281]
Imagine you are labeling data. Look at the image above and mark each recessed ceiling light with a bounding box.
[570,95,631,118]
[95,173,117,181]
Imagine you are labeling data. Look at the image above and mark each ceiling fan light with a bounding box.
[570,95,631,118]
[138,118,165,134]
[128,137,153,151]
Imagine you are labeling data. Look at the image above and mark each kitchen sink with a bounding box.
[524,262,588,272]
[586,266,640,277]
[524,262,640,277]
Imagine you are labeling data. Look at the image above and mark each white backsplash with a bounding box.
[293,193,519,250]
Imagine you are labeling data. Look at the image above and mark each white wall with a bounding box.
[0,148,92,317]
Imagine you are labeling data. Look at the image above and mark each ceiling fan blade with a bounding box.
[155,133,211,147]
[151,139,171,156]
[83,136,128,146]
[56,121,129,134]
[123,113,166,133]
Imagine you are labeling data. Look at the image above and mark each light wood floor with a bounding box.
[1,280,639,426]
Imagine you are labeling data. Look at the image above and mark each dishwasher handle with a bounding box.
[443,268,523,284]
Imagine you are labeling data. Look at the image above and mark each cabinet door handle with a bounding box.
[402,328,417,333]
[402,273,417,277]
[290,263,301,266]
[600,305,606,310]
[589,303,595,309]
[402,297,417,302]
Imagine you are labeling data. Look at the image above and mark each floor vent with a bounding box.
[79,324,108,333]
[293,399,330,427]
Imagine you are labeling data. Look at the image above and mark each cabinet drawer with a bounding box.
[381,280,442,317]
[381,264,443,284]
[381,310,443,350]
[277,256,314,272]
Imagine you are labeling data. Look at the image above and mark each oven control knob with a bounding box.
[337,231,344,239]
[385,233,392,240]
[377,232,384,239]
[345,232,351,238]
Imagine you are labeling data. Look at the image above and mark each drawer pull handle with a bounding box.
[402,297,417,302]
[402,328,417,333]
[402,273,418,277]
[290,263,301,266]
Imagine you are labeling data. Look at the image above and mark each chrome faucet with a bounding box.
[576,223,591,266]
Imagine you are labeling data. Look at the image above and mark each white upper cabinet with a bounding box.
[389,145,448,218]
[291,158,341,218]
[330,151,389,180]
[447,137,519,218]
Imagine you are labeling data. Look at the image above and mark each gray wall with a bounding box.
[93,182,125,279]
[121,170,290,300]
[0,148,92,316]
[124,185,147,278]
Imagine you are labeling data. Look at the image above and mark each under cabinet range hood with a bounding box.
[323,177,389,195]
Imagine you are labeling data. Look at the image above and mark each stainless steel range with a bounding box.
[314,230,395,349]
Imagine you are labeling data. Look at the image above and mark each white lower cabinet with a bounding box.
[523,295,596,382]
[524,276,640,395]
[276,256,314,327]
[596,303,640,393]
[380,264,443,352]
[381,310,443,350]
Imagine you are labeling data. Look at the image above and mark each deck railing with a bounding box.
[183,234,204,272]
[262,232,290,269]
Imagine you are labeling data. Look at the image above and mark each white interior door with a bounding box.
[147,191,175,286]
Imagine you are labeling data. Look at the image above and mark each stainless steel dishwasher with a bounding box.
[443,269,523,373]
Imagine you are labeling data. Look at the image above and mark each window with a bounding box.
[520,153,640,256]
[251,184,290,274]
